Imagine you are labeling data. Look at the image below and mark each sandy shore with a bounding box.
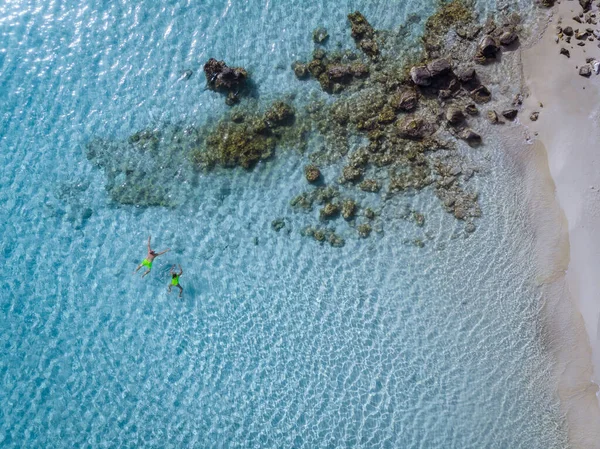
[521,0,600,445]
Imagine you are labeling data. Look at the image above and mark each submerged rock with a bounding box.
[390,90,418,111]
[312,27,329,43]
[264,101,295,126]
[305,165,321,183]
[292,61,309,79]
[359,179,380,192]
[357,223,372,238]
[272,218,286,231]
[348,11,379,57]
[341,199,357,220]
[396,117,431,140]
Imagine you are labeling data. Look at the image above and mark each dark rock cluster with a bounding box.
[203,58,248,105]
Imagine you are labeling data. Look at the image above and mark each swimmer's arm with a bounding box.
[156,248,171,256]
[178,264,183,276]
[147,236,152,251]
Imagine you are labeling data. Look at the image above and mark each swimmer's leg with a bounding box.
[168,285,172,294]
[177,285,183,298]
[141,269,151,278]
[134,263,143,274]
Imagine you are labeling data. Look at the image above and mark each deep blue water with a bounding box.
[0,0,569,448]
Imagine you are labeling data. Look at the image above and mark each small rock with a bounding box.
[180,69,193,80]
[305,165,321,183]
[563,26,574,36]
[457,67,476,83]
[465,104,479,115]
[560,47,570,57]
[502,109,518,120]
[446,107,465,124]
[580,64,592,76]
[486,110,500,124]
[359,179,380,192]
[319,203,339,220]
[272,218,285,232]
[460,128,482,145]
[578,41,586,46]
[312,27,329,44]
[575,30,589,40]
[341,199,356,220]
[292,61,309,79]
[390,90,418,111]
[465,223,477,233]
[397,117,430,140]
[357,224,372,238]
[499,30,518,46]
[512,93,523,106]
[470,85,492,103]
[530,111,539,121]
[475,35,500,63]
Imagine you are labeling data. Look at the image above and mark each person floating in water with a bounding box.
[134,236,170,278]
[168,264,183,298]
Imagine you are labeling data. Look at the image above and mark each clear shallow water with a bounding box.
[0,0,569,448]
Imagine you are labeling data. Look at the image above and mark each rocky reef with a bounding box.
[86,0,526,245]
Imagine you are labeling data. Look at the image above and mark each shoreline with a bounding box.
[520,1,600,445]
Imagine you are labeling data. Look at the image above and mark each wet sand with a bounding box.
[521,0,600,445]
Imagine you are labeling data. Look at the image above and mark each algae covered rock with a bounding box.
[341,199,357,220]
[348,11,379,57]
[359,179,380,192]
[390,90,418,112]
[292,61,309,79]
[396,117,431,140]
[194,121,275,169]
[357,223,372,238]
[320,202,340,220]
[313,27,329,44]
[305,165,321,183]
[264,101,295,126]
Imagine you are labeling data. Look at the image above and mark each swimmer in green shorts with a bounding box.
[168,264,183,298]
[134,235,170,278]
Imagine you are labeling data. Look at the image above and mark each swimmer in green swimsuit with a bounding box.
[168,264,183,298]
[134,235,171,278]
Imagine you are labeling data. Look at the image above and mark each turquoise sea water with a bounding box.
[0,0,569,448]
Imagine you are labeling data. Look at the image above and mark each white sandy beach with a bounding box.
[521,0,600,445]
